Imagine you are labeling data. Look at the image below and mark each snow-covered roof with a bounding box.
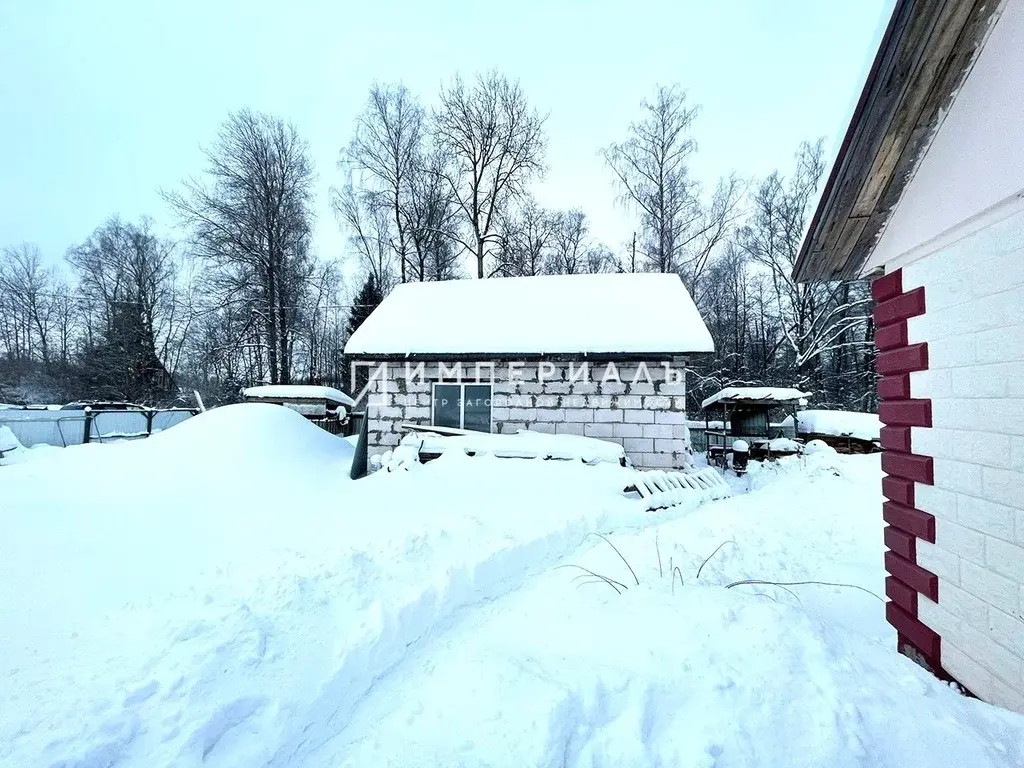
[344,273,714,356]
[701,387,811,409]
[241,385,355,407]
[781,410,881,442]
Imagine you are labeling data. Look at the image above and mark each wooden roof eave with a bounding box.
[793,0,1004,283]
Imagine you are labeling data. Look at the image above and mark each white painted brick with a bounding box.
[509,408,537,421]
[536,408,565,422]
[584,423,615,438]
[1012,437,1024,472]
[936,518,986,565]
[654,411,688,425]
[500,421,525,434]
[988,607,1024,657]
[939,581,990,626]
[933,458,983,496]
[962,560,1020,615]
[640,453,675,469]
[918,330,978,369]
[909,368,954,398]
[910,427,958,460]
[379,432,400,447]
[917,599,961,647]
[957,495,1016,540]
[915,485,957,520]
[599,382,628,394]
[594,410,623,423]
[951,364,1011,398]
[568,382,598,395]
[543,382,572,394]
[965,430,1014,469]
[985,537,1024,583]
[1018,510,1024,547]
[612,423,644,438]
[585,395,614,409]
[405,406,430,419]
[977,323,1024,364]
[515,382,542,395]
[491,407,510,420]
[623,438,654,453]
[556,422,585,436]
[377,406,402,419]
[916,540,961,585]
[623,409,654,424]
[534,395,560,408]
[982,467,1024,508]
[654,438,688,454]
[960,622,1024,689]
[616,395,644,410]
[564,409,593,423]
[643,424,674,439]
[530,422,557,435]
[657,382,686,395]
[930,399,981,431]
[672,424,691,440]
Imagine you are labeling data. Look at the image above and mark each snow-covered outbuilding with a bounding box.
[795,0,1024,712]
[344,272,715,469]
[241,385,355,434]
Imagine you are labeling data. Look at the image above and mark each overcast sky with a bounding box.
[1,0,893,276]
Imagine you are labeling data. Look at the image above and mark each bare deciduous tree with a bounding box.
[434,71,547,278]
[604,85,741,286]
[345,83,425,283]
[165,109,315,384]
[493,196,555,277]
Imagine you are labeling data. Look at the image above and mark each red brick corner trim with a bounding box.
[873,268,948,677]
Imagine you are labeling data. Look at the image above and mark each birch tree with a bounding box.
[603,85,741,289]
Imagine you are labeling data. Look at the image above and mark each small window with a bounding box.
[432,383,492,432]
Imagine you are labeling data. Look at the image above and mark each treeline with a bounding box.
[0,73,875,411]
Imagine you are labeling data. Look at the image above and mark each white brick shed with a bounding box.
[795,0,1024,712]
[344,272,715,470]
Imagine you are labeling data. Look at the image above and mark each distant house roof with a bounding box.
[793,0,1003,282]
[344,273,715,358]
[701,387,811,410]
[241,385,355,408]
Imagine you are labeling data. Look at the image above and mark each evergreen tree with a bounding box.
[345,274,385,397]
[347,274,385,338]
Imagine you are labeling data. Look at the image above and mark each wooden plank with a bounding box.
[819,0,944,252]
[795,0,1000,281]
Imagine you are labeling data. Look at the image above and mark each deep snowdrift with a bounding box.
[2,412,1022,768]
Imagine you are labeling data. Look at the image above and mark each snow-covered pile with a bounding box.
[784,409,883,441]
[393,428,627,463]
[0,425,21,453]
[2,413,1022,767]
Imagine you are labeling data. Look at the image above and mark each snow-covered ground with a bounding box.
[1,404,1022,767]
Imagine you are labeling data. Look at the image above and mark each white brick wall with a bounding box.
[901,206,1024,712]
[356,358,693,469]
